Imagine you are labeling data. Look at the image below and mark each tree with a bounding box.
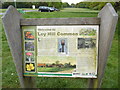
[74,2,118,11]
[62,2,70,8]
[2,2,14,8]
[55,61,60,65]
[114,2,120,11]
[48,2,62,9]
[71,3,76,8]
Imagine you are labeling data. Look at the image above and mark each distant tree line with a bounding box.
[1,2,63,9]
[1,1,120,11]
[75,2,120,11]
[62,2,70,8]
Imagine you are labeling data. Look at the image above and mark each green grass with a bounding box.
[61,8,99,12]
[23,11,98,18]
[37,67,74,72]
[0,8,38,13]
[0,9,6,13]
[22,8,98,18]
[1,8,119,88]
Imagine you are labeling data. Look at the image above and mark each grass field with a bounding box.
[61,8,99,12]
[1,8,119,88]
[0,8,38,13]
[0,9,7,13]
[23,8,98,18]
[37,67,74,72]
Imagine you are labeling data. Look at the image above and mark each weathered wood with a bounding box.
[2,5,36,88]
[0,2,2,90]
[88,3,118,88]
[20,17,100,25]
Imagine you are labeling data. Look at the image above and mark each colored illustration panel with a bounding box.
[24,31,35,40]
[22,26,37,73]
[26,63,35,72]
[25,42,34,51]
[25,52,34,62]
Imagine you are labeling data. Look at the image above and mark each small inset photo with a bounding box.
[58,38,67,54]
[25,52,34,62]
[24,31,34,40]
[78,38,96,49]
[25,42,34,51]
[25,63,35,72]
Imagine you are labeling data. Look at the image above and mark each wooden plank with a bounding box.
[20,18,100,25]
[88,3,118,88]
[0,2,2,90]
[2,5,36,88]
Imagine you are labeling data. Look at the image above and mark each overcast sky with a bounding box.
[62,0,84,5]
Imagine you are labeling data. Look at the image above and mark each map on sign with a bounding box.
[22,25,99,78]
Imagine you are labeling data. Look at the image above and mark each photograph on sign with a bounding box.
[22,25,99,78]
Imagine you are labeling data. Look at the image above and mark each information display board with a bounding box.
[22,25,99,78]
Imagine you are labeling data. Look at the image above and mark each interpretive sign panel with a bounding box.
[2,4,118,88]
[23,25,99,78]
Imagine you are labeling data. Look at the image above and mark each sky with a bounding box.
[62,0,84,5]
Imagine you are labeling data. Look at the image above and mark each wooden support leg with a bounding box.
[2,5,36,88]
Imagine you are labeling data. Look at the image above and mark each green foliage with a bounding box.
[75,2,119,11]
[62,2,70,8]
[114,2,120,11]
[89,2,99,9]
[55,60,60,65]
[71,3,76,8]
[2,2,15,8]
[48,2,62,9]
[75,2,90,8]
[2,2,62,9]
[97,2,106,10]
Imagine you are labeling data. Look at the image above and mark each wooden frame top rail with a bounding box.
[20,17,100,26]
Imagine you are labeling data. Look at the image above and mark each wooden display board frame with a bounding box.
[2,3,118,88]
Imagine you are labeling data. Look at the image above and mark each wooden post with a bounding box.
[0,2,2,90]
[88,3,118,88]
[2,5,36,88]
